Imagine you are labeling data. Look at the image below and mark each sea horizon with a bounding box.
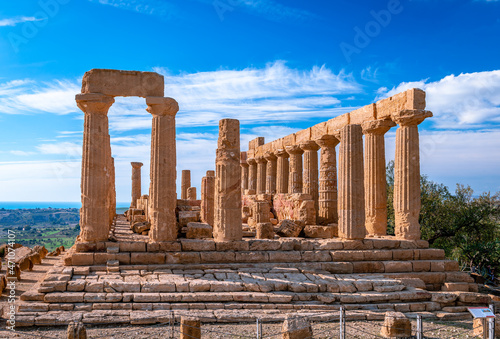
[0,202,131,210]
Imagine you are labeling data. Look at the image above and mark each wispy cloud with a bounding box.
[377,70,500,129]
[88,0,178,19]
[0,16,41,27]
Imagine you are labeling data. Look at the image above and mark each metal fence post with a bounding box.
[171,311,175,339]
[340,306,346,339]
[416,314,423,339]
[256,318,262,339]
[488,317,495,339]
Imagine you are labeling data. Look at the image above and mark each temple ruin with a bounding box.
[13,69,492,327]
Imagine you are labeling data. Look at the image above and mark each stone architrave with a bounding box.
[316,136,339,225]
[240,152,249,191]
[146,97,179,242]
[181,170,191,200]
[247,157,257,193]
[256,156,267,195]
[362,120,395,236]
[264,151,277,194]
[201,170,215,226]
[300,140,320,216]
[275,149,289,194]
[214,119,242,242]
[286,145,304,194]
[76,93,115,242]
[337,124,366,240]
[187,187,197,200]
[392,110,433,240]
[130,162,143,209]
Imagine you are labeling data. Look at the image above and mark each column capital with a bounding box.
[206,170,215,177]
[131,162,143,169]
[361,119,396,135]
[316,135,340,148]
[247,157,257,165]
[299,140,320,152]
[285,144,304,155]
[255,156,267,164]
[76,93,115,115]
[392,109,433,127]
[274,148,289,158]
[264,151,277,161]
[146,97,179,117]
[240,151,248,166]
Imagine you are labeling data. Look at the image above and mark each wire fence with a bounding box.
[1,306,497,339]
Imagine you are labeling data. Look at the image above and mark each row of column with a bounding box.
[77,93,179,243]
[241,111,430,240]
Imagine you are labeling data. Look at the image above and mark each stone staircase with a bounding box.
[13,216,490,326]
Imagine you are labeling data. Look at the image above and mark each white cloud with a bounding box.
[9,150,35,156]
[0,16,40,27]
[0,79,80,115]
[377,70,500,129]
[88,0,177,19]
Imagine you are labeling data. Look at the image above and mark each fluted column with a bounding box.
[300,141,320,215]
[201,170,215,226]
[393,110,433,240]
[130,162,143,209]
[362,120,396,236]
[110,157,116,225]
[214,119,242,242]
[256,156,267,195]
[181,170,191,200]
[264,151,277,194]
[240,152,249,192]
[247,157,257,193]
[286,145,304,194]
[146,97,179,242]
[316,136,339,225]
[338,124,365,240]
[76,93,115,242]
[275,149,289,194]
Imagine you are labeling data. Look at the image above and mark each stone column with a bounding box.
[264,151,277,194]
[338,124,366,240]
[187,187,197,200]
[130,162,143,209]
[300,141,320,215]
[393,110,433,240]
[275,149,289,194]
[201,170,215,226]
[181,170,191,200]
[286,145,304,194]
[316,136,339,225]
[146,97,179,242]
[214,119,242,242]
[110,157,116,225]
[240,152,249,192]
[256,156,267,195]
[362,120,396,236]
[76,93,115,242]
[247,157,257,193]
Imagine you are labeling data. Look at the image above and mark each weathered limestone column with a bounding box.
[286,145,304,194]
[393,110,433,240]
[146,97,179,242]
[201,170,215,226]
[275,149,289,194]
[187,187,197,200]
[264,151,277,194]
[338,124,366,240]
[214,119,242,242]
[362,120,396,236]
[76,93,114,242]
[181,170,191,200]
[130,162,143,209]
[110,157,116,225]
[256,156,267,195]
[240,152,249,191]
[316,136,339,225]
[300,141,320,214]
[247,157,257,193]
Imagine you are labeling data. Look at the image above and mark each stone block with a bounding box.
[256,222,274,239]
[199,251,235,263]
[131,253,165,265]
[186,222,213,239]
[276,220,304,237]
[147,241,182,252]
[179,211,200,228]
[249,240,281,251]
[71,253,94,266]
[303,225,336,238]
[383,261,412,273]
[282,315,312,339]
[353,261,385,273]
[181,239,215,251]
[268,251,301,262]
[322,262,354,274]
[380,311,411,338]
[215,241,249,251]
[120,242,146,252]
[412,261,431,272]
[94,253,115,265]
[44,292,84,303]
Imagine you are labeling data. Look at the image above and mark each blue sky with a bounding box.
[0,0,499,203]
